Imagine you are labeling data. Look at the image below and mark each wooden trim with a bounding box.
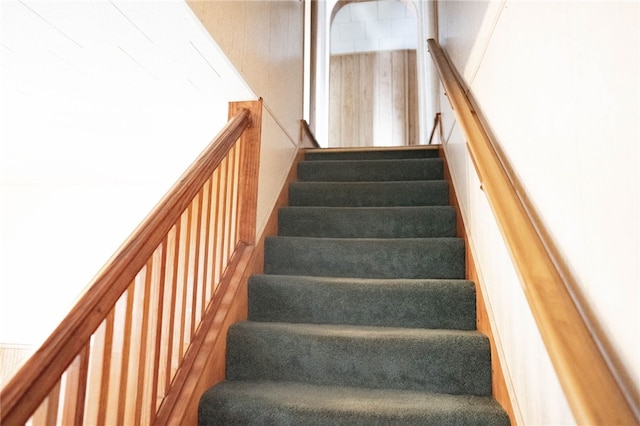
[428,113,441,145]
[233,99,263,246]
[304,145,440,154]
[428,38,638,424]
[0,107,253,426]
[300,119,320,148]
[438,146,516,424]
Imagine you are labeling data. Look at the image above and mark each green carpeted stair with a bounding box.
[199,147,510,425]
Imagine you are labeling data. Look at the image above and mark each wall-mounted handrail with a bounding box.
[427,38,638,425]
[0,99,263,425]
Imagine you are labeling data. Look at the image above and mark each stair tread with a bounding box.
[249,274,476,329]
[226,321,491,395]
[199,380,510,426]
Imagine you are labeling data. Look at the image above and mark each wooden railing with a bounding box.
[0,99,263,426]
[427,38,638,424]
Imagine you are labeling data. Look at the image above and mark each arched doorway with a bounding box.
[309,0,437,148]
[328,0,419,148]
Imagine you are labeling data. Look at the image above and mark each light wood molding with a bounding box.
[231,98,263,246]
[438,146,516,425]
[300,119,320,148]
[428,38,638,424]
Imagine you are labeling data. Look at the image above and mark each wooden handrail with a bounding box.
[0,99,263,425]
[427,38,638,425]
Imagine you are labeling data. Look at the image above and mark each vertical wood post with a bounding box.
[230,98,263,246]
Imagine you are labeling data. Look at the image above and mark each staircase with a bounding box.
[198,148,510,425]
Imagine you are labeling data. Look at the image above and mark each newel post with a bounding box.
[230,98,263,246]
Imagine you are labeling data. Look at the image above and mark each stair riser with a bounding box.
[297,159,444,182]
[248,276,476,330]
[289,181,449,207]
[278,206,456,238]
[226,322,492,396]
[264,237,465,279]
[304,148,440,161]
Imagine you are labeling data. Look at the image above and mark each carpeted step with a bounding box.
[248,275,476,330]
[199,380,511,426]
[289,181,449,207]
[226,321,492,396]
[278,206,456,238]
[198,145,510,425]
[264,236,465,279]
[297,158,444,182]
[304,147,440,161]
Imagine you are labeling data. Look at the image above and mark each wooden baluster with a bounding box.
[63,345,90,425]
[162,220,182,396]
[212,167,223,290]
[85,321,106,424]
[190,190,203,337]
[30,380,61,426]
[233,142,242,249]
[149,240,168,423]
[216,159,228,284]
[199,179,213,318]
[218,156,229,270]
[122,269,147,424]
[224,152,234,263]
[96,310,115,426]
[129,257,153,424]
[227,143,239,255]
[176,209,190,362]
[116,283,136,425]
[205,174,218,301]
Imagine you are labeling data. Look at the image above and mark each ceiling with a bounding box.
[0,0,252,185]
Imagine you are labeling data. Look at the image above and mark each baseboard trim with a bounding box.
[438,145,517,425]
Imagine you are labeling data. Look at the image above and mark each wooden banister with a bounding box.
[0,99,263,425]
[427,38,638,424]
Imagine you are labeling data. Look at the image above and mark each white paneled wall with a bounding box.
[186,0,305,242]
[0,1,256,347]
[437,1,639,424]
[331,0,417,55]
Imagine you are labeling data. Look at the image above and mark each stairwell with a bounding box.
[198,147,510,425]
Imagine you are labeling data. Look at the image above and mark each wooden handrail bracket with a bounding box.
[427,38,638,424]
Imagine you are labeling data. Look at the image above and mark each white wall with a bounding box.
[330,0,417,55]
[0,0,270,354]
[186,0,306,236]
[436,1,639,424]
